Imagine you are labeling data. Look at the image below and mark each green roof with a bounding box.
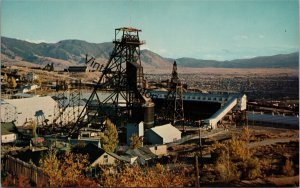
[1,122,18,135]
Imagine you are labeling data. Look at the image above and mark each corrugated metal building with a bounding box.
[144,123,181,145]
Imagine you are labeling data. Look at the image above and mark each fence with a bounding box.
[3,155,49,186]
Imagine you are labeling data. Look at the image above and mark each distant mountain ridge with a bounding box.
[176,52,299,68]
[1,36,298,69]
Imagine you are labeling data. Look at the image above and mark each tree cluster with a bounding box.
[99,163,191,187]
[39,149,97,187]
[211,126,261,182]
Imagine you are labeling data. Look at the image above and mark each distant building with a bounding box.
[1,122,18,143]
[148,145,167,156]
[247,112,299,128]
[72,143,136,167]
[66,66,88,73]
[18,84,40,93]
[78,127,102,140]
[144,123,181,145]
[17,125,35,138]
[125,146,157,165]
[72,143,136,177]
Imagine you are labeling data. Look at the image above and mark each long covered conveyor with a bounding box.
[203,97,238,129]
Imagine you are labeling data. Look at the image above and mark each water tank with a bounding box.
[143,102,155,129]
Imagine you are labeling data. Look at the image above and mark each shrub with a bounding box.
[282,158,294,176]
[99,163,187,187]
[17,175,31,188]
[2,174,14,187]
[242,157,261,180]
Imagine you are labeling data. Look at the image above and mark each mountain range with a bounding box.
[1,36,298,70]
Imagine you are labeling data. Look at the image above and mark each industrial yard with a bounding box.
[1,26,299,187]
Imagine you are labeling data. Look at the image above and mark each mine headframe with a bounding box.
[163,61,185,126]
[70,27,151,136]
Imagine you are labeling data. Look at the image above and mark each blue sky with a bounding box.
[1,0,299,60]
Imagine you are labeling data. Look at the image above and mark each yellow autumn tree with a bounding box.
[39,149,61,186]
[130,134,142,149]
[99,163,188,187]
[211,130,261,182]
[7,77,17,89]
[100,118,118,152]
[241,126,251,143]
[39,149,91,187]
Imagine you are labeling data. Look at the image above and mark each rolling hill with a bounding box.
[1,36,298,69]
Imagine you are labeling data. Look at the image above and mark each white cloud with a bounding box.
[258,34,264,39]
[24,39,47,44]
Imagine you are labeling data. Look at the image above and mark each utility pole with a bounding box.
[195,120,202,187]
[195,155,200,188]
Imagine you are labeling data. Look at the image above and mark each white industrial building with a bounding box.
[144,123,181,145]
[1,96,58,127]
[1,95,86,127]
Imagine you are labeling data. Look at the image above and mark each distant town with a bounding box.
[1,27,299,187]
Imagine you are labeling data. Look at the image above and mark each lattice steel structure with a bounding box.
[53,80,82,126]
[1,101,17,123]
[163,61,185,126]
[72,27,149,135]
[53,91,67,126]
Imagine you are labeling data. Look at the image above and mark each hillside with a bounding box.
[176,53,299,68]
[1,36,298,69]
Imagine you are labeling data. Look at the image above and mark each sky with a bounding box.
[1,0,299,60]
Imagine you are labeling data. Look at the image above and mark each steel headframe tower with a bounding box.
[164,61,185,126]
[71,27,149,135]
